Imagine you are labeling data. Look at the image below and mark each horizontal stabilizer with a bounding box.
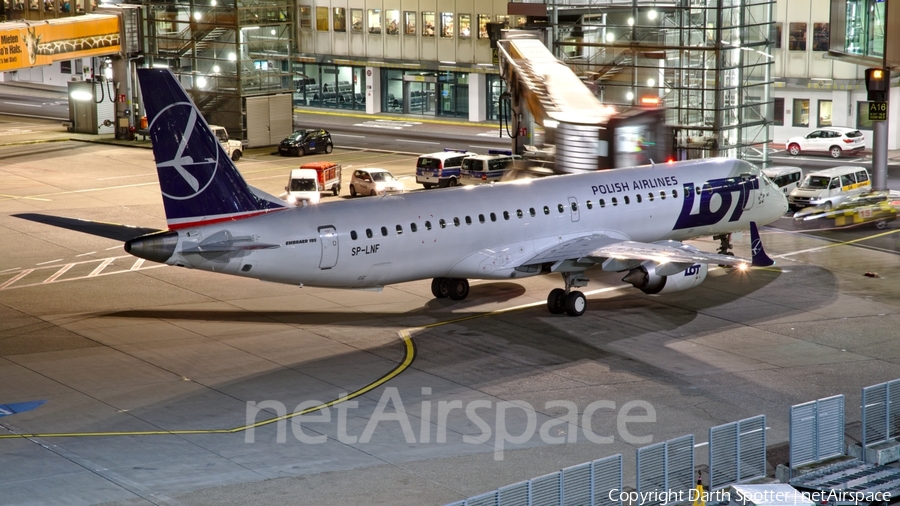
[13,213,161,242]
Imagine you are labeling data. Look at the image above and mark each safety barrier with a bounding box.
[445,454,623,506]
[708,415,767,490]
[636,435,695,505]
[789,395,844,471]
[861,379,900,461]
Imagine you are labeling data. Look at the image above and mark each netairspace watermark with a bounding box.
[245,387,657,461]
[611,489,893,505]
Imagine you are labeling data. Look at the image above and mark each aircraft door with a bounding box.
[318,226,338,269]
[568,197,580,222]
[740,174,756,211]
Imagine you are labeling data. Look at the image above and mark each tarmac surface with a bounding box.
[1,97,900,506]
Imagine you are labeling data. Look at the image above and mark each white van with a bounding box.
[285,168,321,205]
[762,166,803,196]
[788,166,871,211]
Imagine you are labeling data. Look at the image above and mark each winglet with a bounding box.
[750,222,775,267]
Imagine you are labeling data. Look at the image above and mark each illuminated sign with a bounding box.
[0,15,121,72]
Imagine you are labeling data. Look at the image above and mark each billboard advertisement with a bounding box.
[0,14,120,72]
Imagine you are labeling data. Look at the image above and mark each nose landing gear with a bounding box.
[547,273,589,316]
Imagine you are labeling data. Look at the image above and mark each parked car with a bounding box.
[284,161,342,205]
[762,166,803,196]
[278,129,333,156]
[459,151,522,185]
[210,125,244,161]
[788,166,871,211]
[349,168,403,196]
[786,127,865,158]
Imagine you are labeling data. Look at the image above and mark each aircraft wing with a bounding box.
[519,234,751,275]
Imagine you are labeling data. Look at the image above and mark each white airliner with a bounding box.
[125,69,787,317]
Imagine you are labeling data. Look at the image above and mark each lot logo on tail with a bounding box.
[150,103,220,201]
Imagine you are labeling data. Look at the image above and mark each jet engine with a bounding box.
[622,261,708,295]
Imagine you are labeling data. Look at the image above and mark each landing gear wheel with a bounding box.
[830,146,842,158]
[448,278,469,300]
[547,288,566,314]
[565,291,586,317]
[325,143,333,154]
[431,278,450,299]
[349,185,357,197]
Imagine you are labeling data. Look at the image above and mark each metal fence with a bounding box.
[708,415,767,490]
[636,435,695,506]
[789,395,844,470]
[446,454,624,506]
[861,378,900,461]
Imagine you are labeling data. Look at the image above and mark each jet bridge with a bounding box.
[497,35,673,173]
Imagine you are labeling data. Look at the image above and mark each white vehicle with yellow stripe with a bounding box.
[788,166,871,211]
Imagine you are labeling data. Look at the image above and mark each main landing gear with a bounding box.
[547,273,589,317]
[431,277,470,301]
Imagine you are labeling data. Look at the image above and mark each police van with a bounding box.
[788,166,871,211]
[459,150,522,185]
[415,148,475,188]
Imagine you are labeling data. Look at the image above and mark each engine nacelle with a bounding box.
[622,262,708,295]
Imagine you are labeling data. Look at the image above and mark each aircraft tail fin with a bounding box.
[750,221,775,267]
[136,68,285,230]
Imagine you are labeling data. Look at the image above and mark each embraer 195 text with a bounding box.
[125,69,788,317]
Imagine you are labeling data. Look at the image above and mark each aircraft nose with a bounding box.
[124,230,179,263]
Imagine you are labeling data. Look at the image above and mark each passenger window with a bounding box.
[465,216,472,225]
[516,209,523,218]
[453,217,460,226]
[381,226,388,237]
[351,230,358,240]
[425,221,432,230]
[490,212,497,222]
[439,219,446,228]
[411,223,418,232]
[529,208,536,216]
[841,174,854,187]
[503,211,510,220]
[624,196,630,205]
[830,177,840,189]
[478,214,485,223]
[543,206,550,215]
[571,202,578,211]
[660,191,666,200]
[396,225,403,234]
[648,193,654,201]
[557,204,564,213]
[636,194,642,203]
[599,199,606,208]
[673,189,678,198]
[611,197,618,206]
[856,171,869,183]
[586,200,593,209]
[366,228,373,238]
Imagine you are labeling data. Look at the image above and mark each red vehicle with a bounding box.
[298,161,342,196]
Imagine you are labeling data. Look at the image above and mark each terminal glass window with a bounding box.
[789,22,807,51]
[459,14,471,38]
[774,98,784,126]
[299,6,311,29]
[351,9,362,32]
[869,0,885,57]
[478,14,490,39]
[774,22,782,49]
[818,100,833,127]
[368,9,382,33]
[404,11,416,35]
[423,12,435,37]
[845,0,865,54]
[386,10,399,35]
[857,101,874,130]
[316,7,329,31]
[792,99,809,127]
[441,12,454,38]
[333,8,346,32]
[813,23,829,51]
[496,15,509,25]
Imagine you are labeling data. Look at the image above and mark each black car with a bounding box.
[278,129,333,156]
